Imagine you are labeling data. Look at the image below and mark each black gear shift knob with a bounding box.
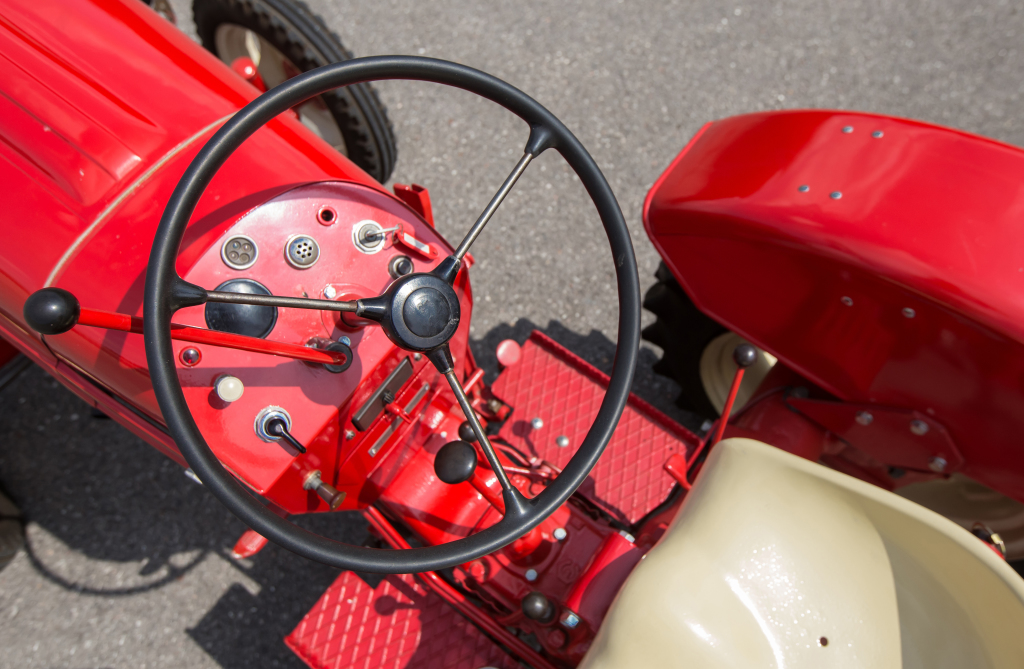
[434,440,478,484]
[24,288,80,335]
[733,343,758,368]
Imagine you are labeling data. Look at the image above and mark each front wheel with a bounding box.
[193,0,398,183]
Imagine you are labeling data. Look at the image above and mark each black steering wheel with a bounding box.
[144,56,640,573]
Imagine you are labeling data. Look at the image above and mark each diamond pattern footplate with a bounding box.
[492,331,700,525]
[286,571,519,669]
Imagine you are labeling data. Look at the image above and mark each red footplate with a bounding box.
[286,572,519,669]
[493,331,700,525]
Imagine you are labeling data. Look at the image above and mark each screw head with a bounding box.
[841,296,854,306]
[553,527,567,541]
[911,419,930,436]
[872,130,884,138]
[855,411,874,426]
[830,191,843,200]
[561,612,580,629]
[902,307,916,319]
[323,285,337,299]
[179,347,201,367]
[345,430,356,441]
[556,435,569,448]
[842,126,854,133]
[413,352,423,361]
[929,455,947,472]
[798,184,810,192]
[531,417,544,430]
[525,568,538,582]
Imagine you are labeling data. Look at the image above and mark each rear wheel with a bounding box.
[193,0,398,183]
[642,262,775,417]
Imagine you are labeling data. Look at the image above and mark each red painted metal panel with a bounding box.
[645,110,1024,503]
[286,571,519,669]
[492,331,699,524]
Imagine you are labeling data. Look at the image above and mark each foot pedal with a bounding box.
[286,571,518,668]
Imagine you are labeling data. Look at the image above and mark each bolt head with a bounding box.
[902,307,916,319]
[910,419,930,436]
[556,435,569,448]
[872,130,884,138]
[344,430,356,441]
[323,285,337,299]
[561,612,580,629]
[525,568,538,582]
[830,191,843,200]
[798,184,810,192]
[929,455,947,472]
[531,417,544,430]
[553,527,567,541]
[842,125,854,133]
[841,296,854,306]
[855,411,874,426]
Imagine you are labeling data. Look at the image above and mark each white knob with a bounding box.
[215,375,244,403]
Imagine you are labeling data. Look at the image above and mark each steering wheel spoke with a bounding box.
[452,151,534,261]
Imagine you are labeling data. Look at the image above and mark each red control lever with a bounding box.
[80,308,347,366]
[22,288,347,367]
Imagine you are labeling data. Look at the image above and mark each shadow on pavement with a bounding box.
[0,319,688,667]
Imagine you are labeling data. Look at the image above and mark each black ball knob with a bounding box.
[458,421,478,443]
[23,288,80,335]
[521,591,555,623]
[434,440,478,484]
[733,343,758,368]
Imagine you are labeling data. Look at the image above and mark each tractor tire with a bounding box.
[193,0,398,183]
[642,262,726,418]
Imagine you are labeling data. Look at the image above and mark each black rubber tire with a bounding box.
[193,0,398,183]
[642,262,726,418]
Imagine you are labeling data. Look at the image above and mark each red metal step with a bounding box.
[286,571,519,669]
[492,331,700,525]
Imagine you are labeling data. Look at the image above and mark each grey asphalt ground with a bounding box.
[1,0,1023,666]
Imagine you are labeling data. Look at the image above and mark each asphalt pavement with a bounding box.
[1,0,1022,666]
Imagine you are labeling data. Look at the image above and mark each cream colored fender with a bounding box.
[581,438,1024,668]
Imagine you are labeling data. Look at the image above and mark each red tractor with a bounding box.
[3,1,1024,666]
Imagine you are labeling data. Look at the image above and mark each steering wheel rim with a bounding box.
[144,56,641,573]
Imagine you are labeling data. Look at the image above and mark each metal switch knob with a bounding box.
[303,470,346,510]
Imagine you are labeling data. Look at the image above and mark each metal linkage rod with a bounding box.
[443,370,516,495]
[453,152,533,260]
[205,290,357,312]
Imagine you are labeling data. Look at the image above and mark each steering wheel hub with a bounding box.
[403,288,450,337]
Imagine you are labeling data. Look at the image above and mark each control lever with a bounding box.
[265,418,307,454]
[303,470,346,510]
